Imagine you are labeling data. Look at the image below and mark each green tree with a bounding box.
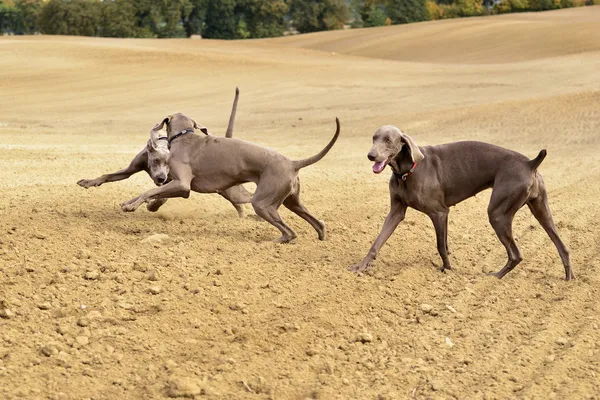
[100,0,142,37]
[386,0,429,24]
[184,0,208,36]
[203,0,238,39]
[14,0,42,34]
[155,0,193,38]
[529,0,561,9]
[290,0,349,33]
[363,6,387,26]
[38,0,102,36]
[241,0,288,38]
[0,0,17,34]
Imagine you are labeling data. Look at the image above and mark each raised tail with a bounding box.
[292,118,341,170]
[225,87,239,138]
[529,149,547,171]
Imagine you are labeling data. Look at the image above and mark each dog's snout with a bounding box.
[367,153,376,161]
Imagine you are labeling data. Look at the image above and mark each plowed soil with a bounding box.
[1,7,600,400]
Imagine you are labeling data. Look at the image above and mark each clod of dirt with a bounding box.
[55,351,72,368]
[229,303,246,311]
[76,249,92,260]
[445,337,455,347]
[37,302,52,310]
[56,324,71,335]
[77,317,90,327]
[40,345,59,357]
[118,303,133,310]
[164,359,178,370]
[141,234,169,244]
[545,354,556,364]
[555,337,568,346]
[75,336,89,346]
[430,380,443,392]
[84,270,100,280]
[147,270,158,281]
[166,376,202,398]
[0,309,15,319]
[421,304,434,313]
[148,286,162,295]
[355,332,373,343]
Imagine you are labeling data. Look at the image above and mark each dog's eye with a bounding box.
[384,138,391,144]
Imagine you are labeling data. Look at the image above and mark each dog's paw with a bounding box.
[121,200,139,212]
[77,179,99,188]
[348,261,372,273]
[147,199,167,212]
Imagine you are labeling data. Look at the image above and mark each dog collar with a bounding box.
[394,162,417,181]
[168,129,194,146]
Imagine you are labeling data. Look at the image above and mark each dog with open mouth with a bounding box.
[77,88,252,216]
[349,124,573,280]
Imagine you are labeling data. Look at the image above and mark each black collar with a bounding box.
[168,129,194,146]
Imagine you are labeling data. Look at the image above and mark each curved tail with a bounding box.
[529,149,547,171]
[225,87,239,138]
[293,118,341,170]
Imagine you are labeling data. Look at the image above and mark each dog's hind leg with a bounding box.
[527,177,573,280]
[283,179,325,241]
[487,180,530,279]
[252,177,297,243]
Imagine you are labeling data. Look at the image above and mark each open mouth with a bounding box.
[372,160,389,174]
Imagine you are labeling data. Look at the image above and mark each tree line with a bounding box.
[1,0,598,39]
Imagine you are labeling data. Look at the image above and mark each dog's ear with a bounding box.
[149,120,167,149]
[191,118,209,135]
[151,118,168,132]
[146,139,156,153]
[400,133,424,163]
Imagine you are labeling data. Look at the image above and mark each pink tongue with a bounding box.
[372,161,386,174]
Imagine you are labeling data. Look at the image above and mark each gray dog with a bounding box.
[120,114,340,243]
[349,125,574,280]
[77,89,252,217]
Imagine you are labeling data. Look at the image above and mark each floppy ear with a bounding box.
[191,118,209,135]
[149,119,168,148]
[400,133,425,163]
[146,139,156,153]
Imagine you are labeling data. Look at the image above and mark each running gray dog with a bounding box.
[349,125,573,280]
[120,114,340,243]
[77,88,252,217]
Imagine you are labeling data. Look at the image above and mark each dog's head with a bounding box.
[367,125,424,174]
[147,123,171,186]
[155,113,209,138]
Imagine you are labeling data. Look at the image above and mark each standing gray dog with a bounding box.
[120,115,340,243]
[349,125,574,280]
[77,88,252,217]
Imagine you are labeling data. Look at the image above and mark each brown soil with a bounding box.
[1,7,600,400]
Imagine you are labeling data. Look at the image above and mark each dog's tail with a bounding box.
[529,149,547,171]
[225,87,239,138]
[293,118,340,170]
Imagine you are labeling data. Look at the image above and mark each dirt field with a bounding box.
[1,7,600,400]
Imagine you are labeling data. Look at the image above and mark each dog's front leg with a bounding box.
[121,180,191,212]
[78,149,147,188]
[349,199,407,273]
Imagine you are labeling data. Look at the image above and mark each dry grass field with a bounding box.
[1,6,600,400]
